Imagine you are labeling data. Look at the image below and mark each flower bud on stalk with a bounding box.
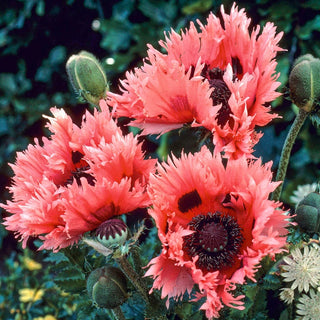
[66,51,108,105]
[95,219,129,247]
[87,266,128,309]
[289,54,320,112]
[295,192,320,233]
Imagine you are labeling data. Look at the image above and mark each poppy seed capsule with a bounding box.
[66,50,108,105]
[87,266,128,309]
[292,54,315,69]
[95,219,128,247]
[295,192,320,233]
[289,55,320,112]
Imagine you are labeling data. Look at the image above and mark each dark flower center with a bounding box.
[201,66,232,127]
[183,212,244,272]
[67,165,96,186]
[198,222,228,253]
[64,151,96,186]
[178,189,202,213]
[201,57,243,128]
[72,150,84,164]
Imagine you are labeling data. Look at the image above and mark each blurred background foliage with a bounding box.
[1,0,320,319]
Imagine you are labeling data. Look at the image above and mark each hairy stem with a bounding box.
[272,109,308,202]
[111,306,126,320]
[116,255,167,319]
[130,245,144,277]
[116,255,149,303]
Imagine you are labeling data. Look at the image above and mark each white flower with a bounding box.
[296,289,320,320]
[281,245,320,293]
[279,287,295,304]
[290,183,318,206]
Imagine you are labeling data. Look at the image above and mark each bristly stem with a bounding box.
[116,255,167,319]
[111,306,126,320]
[272,109,309,202]
[116,255,150,303]
[131,245,144,277]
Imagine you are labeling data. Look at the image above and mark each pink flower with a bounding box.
[108,4,283,159]
[145,146,288,318]
[2,101,156,251]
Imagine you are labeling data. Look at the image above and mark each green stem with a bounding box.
[111,306,126,320]
[288,303,293,319]
[116,256,167,319]
[157,132,169,160]
[116,256,149,303]
[272,109,309,202]
[130,245,144,277]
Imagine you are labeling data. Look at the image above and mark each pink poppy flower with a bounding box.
[1,101,156,251]
[108,4,283,159]
[145,146,288,318]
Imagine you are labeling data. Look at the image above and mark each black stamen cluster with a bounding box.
[183,212,244,272]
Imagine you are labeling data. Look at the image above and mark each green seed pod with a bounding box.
[95,219,128,247]
[66,50,108,105]
[295,192,320,233]
[289,55,320,112]
[87,266,128,309]
[292,54,315,69]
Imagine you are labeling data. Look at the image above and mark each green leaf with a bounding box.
[104,51,135,74]
[0,117,9,135]
[263,272,281,290]
[36,0,45,16]
[52,263,86,294]
[61,246,88,272]
[121,291,145,320]
[54,278,86,294]
[35,65,52,82]
[268,2,298,19]
[99,20,132,52]
[310,112,320,128]
[279,308,290,320]
[54,266,85,282]
[0,30,7,47]
[286,226,310,244]
[49,46,66,65]
[76,300,99,320]
[112,0,135,20]
[301,0,320,10]
[44,251,69,265]
[138,0,177,25]
[182,0,213,15]
[0,73,18,95]
[175,302,193,319]
[298,15,320,40]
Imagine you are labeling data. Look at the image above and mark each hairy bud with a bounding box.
[87,266,128,309]
[289,54,320,112]
[295,192,320,233]
[95,219,128,247]
[66,51,108,105]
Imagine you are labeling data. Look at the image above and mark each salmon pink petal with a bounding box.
[2,106,155,251]
[108,4,283,159]
[146,146,288,317]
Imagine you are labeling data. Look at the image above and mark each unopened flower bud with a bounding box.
[292,54,315,69]
[295,192,320,233]
[66,50,108,105]
[289,55,320,112]
[87,266,128,309]
[95,219,128,247]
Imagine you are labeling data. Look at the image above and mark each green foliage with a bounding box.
[0,248,78,319]
[2,0,320,319]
